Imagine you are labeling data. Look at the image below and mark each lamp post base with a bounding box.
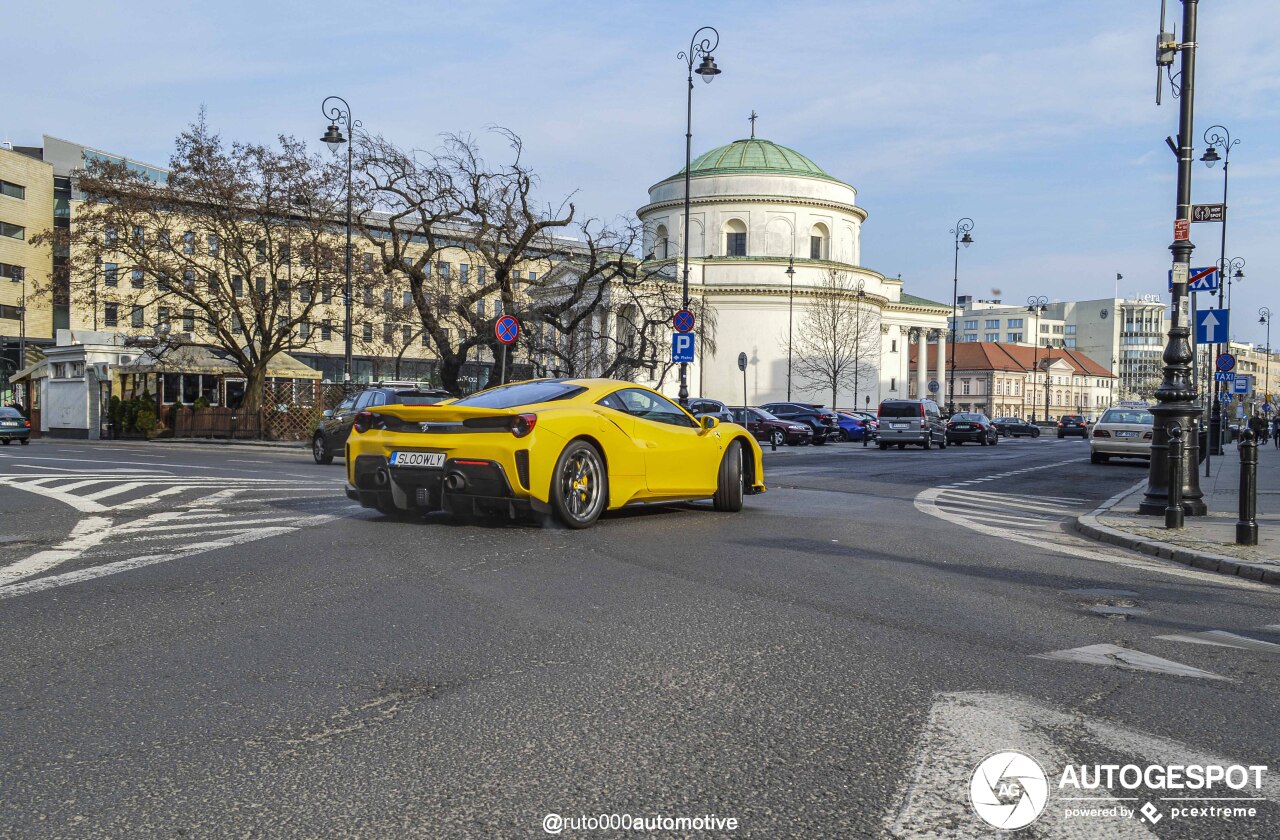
[1138,403,1207,517]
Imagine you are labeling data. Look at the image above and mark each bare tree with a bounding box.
[34,115,346,416]
[787,268,882,408]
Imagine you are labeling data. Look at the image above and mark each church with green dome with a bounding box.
[636,134,951,409]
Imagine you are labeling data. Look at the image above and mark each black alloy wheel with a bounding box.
[552,439,608,529]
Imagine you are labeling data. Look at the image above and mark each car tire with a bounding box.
[812,435,827,446]
[312,433,334,465]
[713,441,745,512]
[980,435,988,446]
[838,430,851,442]
[939,436,947,449]
[19,438,29,445]
[991,434,998,446]
[897,443,905,450]
[1032,428,1041,438]
[1057,431,1064,438]
[0,439,9,445]
[922,436,932,450]
[770,430,785,447]
[879,442,889,451]
[551,439,608,529]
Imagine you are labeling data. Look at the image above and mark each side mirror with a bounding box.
[700,415,720,433]
[322,409,334,419]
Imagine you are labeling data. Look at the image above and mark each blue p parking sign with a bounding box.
[672,332,695,363]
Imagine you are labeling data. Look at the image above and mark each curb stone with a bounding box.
[1072,480,1280,587]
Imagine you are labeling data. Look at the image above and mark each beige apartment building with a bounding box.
[0,145,56,400]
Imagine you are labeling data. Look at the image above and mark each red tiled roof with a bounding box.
[909,342,1115,377]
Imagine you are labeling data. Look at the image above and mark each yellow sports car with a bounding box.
[343,378,766,528]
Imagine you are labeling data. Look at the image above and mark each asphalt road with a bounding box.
[0,436,1276,839]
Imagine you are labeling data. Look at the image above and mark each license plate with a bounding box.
[955,425,972,430]
[891,422,908,429]
[1115,431,1138,438]
[0,421,17,427]
[389,451,445,468]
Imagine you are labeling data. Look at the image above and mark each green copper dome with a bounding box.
[663,138,839,183]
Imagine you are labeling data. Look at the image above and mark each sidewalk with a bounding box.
[1075,441,1280,586]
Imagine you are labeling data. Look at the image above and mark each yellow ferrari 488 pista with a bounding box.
[344,378,766,528]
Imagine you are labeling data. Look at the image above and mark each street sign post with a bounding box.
[1232,375,1252,395]
[1214,371,1236,382]
[671,332,695,363]
[1167,266,1219,293]
[1215,353,1235,373]
[673,309,695,333]
[928,380,939,394]
[737,351,748,419]
[1174,218,1190,240]
[1191,203,1226,222]
[1196,308,1229,345]
[494,315,520,385]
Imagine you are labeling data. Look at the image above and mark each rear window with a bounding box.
[452,380,586,409]
[1100,409,1154,425]
[0,407,21,418]
[879,401,923,418]
[389,392,449,406]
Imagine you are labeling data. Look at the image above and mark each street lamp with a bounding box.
[785,256,795,401]
[1261,307,1273,401]
[321,95,360,388]
[854,281,866,409]
[949,217,974,415]
[1027,295,1048,421]
[1042,343,1054,423]
[675,26,721,407]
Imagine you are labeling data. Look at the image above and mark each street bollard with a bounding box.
[1165,422,1184,529]
[1236,429,1258,545]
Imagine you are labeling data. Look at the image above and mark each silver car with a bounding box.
[876,399,947,450]
[1090,406,1154,463]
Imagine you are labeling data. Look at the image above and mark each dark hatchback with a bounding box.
[0,407,31,444]
[759,402,841,444]
[730,407,813,447]
[314,384,452,464]
[992,416,1041,438]
[1057,414,1088,438]
[946,412,998,446]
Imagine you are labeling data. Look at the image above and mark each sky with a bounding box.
[8,0,1279,348]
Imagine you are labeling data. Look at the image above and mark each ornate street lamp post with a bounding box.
[320,95,360,387]
[854,281,866,409]
[676,27,721,407]
[1027,296,1048,422]
[1141,0,1205,517]
[785,256,794,401]
[948,218,974,415]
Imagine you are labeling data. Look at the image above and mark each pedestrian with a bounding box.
[1248,412,1266,443]
[1272,414,1280,449]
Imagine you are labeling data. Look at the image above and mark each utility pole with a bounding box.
[1141,0,1206,516]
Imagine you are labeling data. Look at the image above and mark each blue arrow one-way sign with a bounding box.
[1196,308,1229,344]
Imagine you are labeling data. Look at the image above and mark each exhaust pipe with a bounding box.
[373,468,390,487]
[444,472,467,492]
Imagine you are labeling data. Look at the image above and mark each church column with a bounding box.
[935,329,948,409]
[914,328,927,400]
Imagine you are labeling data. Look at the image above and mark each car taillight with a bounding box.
[1057,422,1064,427]
[1093,429,1111,437]
[510,413,537,438]
[23,420,30,428]
[352,411,378,434]
[1142,431,1153,440]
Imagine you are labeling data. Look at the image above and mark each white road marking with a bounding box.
[1155,631,1280,653]
[0,516,114,584]
[1033,644,1229,680]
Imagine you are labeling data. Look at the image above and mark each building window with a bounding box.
[402,291,412,308]
[890,339,897,353]
[383,288,393,308]
[131,268,144,288]
[104,262,118,287]
[478,265,487,283]
[207,234,219,256]
[438,262,451,281]
[402,325,412,345]
[459,263,469,284]
[422,330,431,347]
[527,271,537,284]
[383,322,395,343]
[131,305,145,328]
[255,276,266,295]
[299,283,312,303]
[231,275,243,296]
[655,225,670,259]
[0,179,25,200]
[299,322,311,340]
[0,221,26,240]
[725,219,747,257]
[321,320,331,340]
[1065,324,1077,335]
[104,303,118,327]
[132,226,145,247]
[0,262,23,282]
[476,299,486,318]
[362,322,373,342]
[985,333,999,342]
[1007,318,1023,328]
[321,285,332,303]
[363,286,373,306]
[984,319,1000,329]
[964,319,978,330]
[157,271,170,291]
[232,315,242,335]
[183,309,195,331]
[255,240,266,261]
[181,231,195,254]
[890,377,897,391]
[184,270,195,289]
[963,380,971,395]
[158,306,170,326]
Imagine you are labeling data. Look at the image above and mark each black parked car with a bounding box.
[759,402,841,444]
[313,383,451,464]
[992,416,1041,438]
[730,407,813,447]
[946,412,999,446]
[1057,414,1088,439]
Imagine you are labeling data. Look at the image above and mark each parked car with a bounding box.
[314,383,452,464]
[835,411,876,442]
[1057,414,1088,439]
[730,407,813,447]
[0,406,32,445]
[876,399,947,450]
[992,416,1041,438]
[759,402,841,444]
[946,412,999,446]
[687,398,737,424]
[1090,405,1154,464]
